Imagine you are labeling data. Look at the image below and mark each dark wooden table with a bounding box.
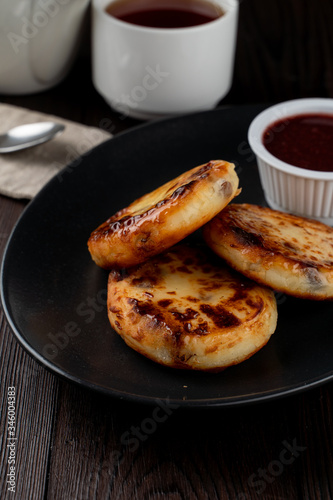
[1,1,333,498]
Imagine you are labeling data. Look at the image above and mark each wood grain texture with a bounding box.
[0,199,59,500]
[229,0,333,104]
[1,1,333,498]
[45,383,333,500]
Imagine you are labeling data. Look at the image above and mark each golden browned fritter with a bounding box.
[88,160,240,269]
[203,203,333,300]
[107,245,277,371]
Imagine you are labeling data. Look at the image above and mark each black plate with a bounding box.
[2,105,333,407]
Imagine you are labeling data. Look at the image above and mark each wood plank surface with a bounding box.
[230,0,333,103]
[0,198,59,500]
[1,0,333,498]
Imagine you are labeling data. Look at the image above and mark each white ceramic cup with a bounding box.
[0,0,90,95]
[92,0,239,120]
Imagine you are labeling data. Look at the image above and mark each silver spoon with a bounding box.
[0,122,65,153]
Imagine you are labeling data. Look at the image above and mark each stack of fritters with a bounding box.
[88,160,333,371]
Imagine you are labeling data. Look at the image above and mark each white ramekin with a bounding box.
[248,98,333,226]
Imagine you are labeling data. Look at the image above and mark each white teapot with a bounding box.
[0,0,90,94]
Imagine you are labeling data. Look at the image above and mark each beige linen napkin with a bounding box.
[0,103,112,199]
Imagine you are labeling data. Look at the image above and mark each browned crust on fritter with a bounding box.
[88,160,240,269]
[203,203,333,300]
[107,245,277,371]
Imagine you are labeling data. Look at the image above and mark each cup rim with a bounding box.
[248,98,333,180]
[93,0,238,34]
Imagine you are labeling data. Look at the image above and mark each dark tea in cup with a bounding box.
[105,0,224,28]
